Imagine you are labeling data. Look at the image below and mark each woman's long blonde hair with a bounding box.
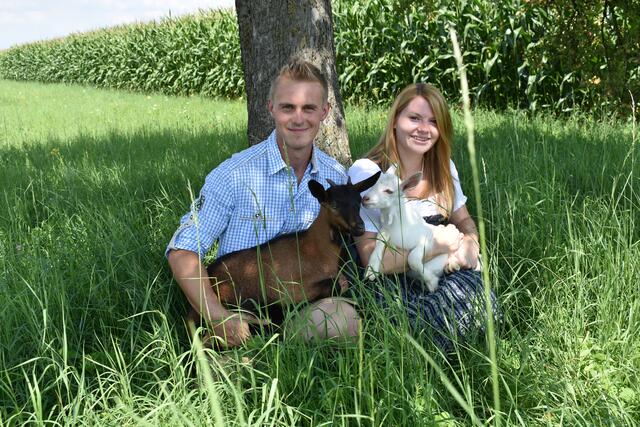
[367,83,455,217]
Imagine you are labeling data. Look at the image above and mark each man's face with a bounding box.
[268,77,329,152]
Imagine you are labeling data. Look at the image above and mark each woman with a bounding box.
[348,83,499,353]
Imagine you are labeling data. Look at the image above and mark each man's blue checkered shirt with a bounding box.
[167,130,347,259]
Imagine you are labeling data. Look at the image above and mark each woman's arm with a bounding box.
[354,228,462,275]
[354,232,409,275]
[448,205,480,269]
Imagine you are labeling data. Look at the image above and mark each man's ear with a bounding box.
[267,99,274,116]
[321,102,331,121]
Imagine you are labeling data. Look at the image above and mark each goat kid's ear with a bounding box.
[353,171,381,193]
[401,172,422,192]
[308,180,327,203]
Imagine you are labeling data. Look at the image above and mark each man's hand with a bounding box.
[208,312,269,348]
[169,249,270,348]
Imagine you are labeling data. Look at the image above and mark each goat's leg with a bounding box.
[407,241,445,292]
[365,237,386,280]
[407,246,436,291]
[422,254,449,292]
[445,257,461,274]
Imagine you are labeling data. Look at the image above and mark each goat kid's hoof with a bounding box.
[364,269,377,282]
[445,261,461,274]
[426,282,439,293]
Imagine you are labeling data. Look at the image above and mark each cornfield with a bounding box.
[1,0,638,115]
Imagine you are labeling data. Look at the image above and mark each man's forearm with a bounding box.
[168,249,229,322]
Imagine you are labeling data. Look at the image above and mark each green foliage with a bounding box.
[0,1,638,114]
[0,10,244,98]
[333,0,640,115]
[1,77,638,426]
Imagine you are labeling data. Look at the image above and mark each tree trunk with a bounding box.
[235,0,351,165]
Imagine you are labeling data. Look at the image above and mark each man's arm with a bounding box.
[168,249,227,322]
[168,250,260,347]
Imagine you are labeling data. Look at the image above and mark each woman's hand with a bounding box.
[448,206,480,270]
[426,224,463,262]
[448,235,479,270]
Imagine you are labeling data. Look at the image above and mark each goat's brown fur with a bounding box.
[189,172,381,324]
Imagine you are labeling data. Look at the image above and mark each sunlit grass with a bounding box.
[1,79,638,425]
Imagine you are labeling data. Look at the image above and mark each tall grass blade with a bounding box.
[449,27,502,426]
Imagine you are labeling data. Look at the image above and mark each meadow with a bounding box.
[0,79,638,425]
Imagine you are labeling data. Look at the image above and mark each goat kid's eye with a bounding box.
[383,189,394,194]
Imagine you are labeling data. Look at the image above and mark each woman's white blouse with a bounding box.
[347,158,468,233]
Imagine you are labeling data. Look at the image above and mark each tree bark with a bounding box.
[235,0,351,165]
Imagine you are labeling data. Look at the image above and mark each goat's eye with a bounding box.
[384,189,394,194]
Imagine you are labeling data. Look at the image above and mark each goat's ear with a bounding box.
[401,172,422,192]
[353,171,381,193]
[308,180,327,203]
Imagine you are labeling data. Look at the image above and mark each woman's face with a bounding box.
[394,96,439,159]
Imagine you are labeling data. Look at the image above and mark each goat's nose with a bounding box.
[362,195,369,202]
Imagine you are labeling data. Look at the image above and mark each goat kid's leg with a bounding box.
[445,256,461,274]
[423,254,449,292]
[365,238,386,281]
[407,247,437,292]
[407,246,446,293]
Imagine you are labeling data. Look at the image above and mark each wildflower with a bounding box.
[50,148,60,157]
[589,76,601,85]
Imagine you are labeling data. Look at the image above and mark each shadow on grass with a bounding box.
[0,116,638,423]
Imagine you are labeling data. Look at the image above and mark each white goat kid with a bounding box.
[362,172,461,292]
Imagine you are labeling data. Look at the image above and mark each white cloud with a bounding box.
[0,10,47,25]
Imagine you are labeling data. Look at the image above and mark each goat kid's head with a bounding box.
[308,171,381,236]
[361,171,422,210]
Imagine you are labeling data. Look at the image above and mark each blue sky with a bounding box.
[0,0,235,50]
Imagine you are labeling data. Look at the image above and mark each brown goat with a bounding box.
[195,171,381,323]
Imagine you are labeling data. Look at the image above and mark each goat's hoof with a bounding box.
[426,281,439,293]
[445,261,461,274]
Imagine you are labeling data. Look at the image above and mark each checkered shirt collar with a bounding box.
[266,130,320,176]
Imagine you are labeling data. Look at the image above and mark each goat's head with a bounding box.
[308,171,381,236]
[361,171,422,210]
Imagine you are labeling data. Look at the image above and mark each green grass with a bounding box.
[1,79,639,425]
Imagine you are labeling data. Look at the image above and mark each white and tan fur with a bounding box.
[362,171,460,292]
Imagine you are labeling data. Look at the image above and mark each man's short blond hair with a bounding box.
[268,59,329,103]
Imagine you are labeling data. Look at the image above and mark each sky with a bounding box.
[0,0,235,50]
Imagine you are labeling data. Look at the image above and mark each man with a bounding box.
[167,60,360,347]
